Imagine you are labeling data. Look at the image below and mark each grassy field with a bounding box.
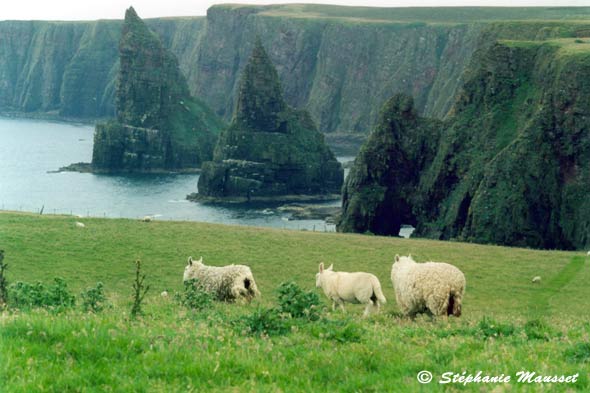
[1,211,589,392]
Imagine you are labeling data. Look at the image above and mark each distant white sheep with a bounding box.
[160,290,169,298]
[75,222,85,228]
[183,256,260,302]
[391,254,465,317]
[587,251,590,256]
[141,216,153,222]
[531,276,541,284]
[315,263,386,317]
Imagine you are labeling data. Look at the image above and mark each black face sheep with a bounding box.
[315,263,386,317]
[391,254,465,317]
[183,256,260,302]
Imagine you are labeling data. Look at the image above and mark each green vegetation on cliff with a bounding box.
[196,39,342,201]
[91,7,223,172]
[341,38,590,250]
[339,94,441,235]
[2,6,590,134]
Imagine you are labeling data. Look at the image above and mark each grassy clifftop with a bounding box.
[0,211,589,391]
[215,4,590,24]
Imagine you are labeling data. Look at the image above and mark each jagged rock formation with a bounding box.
[2,6,589,132]
[196,39,343,202]
[338,94,441,235]
[91,7,222,172]
[340,39,590,250]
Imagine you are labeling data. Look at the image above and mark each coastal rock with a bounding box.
[338,94,441,236]
[91,7,223,172]
[196,39,343,202]
[340,39,590,250]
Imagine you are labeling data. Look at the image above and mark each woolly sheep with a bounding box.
[141,216,153,222]
[531,276,541,284]
[75,222,85,228]
[183,256,260,302]
[391,254,465,317]
[315,263,386,317]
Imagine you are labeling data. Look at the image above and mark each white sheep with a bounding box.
[141,216,153,222]
[315,263,386,317]
[183,256,260,302]
[531,276,541,284]
[75,222,85,228]
[391,254,465,317]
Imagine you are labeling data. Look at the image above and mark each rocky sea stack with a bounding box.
[338,94,441,236]
[340,39,590,250]
[195,39,343,202]
[91,7,223,173]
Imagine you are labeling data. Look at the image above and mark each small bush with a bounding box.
[130,260,149,318]
[565,343,590,363]
[478,317,516,339]
[310,318,364,343]
[524,319,560,341]
[176,279,213,311]
[239,307,291,337]
[0,250,7,307]
[277,282,321,321]
[80,282,107,313]
[574,39,585,44]
[8,278,75,311]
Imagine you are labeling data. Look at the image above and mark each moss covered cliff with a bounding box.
[196,39,342,202]
[338,94,441,235]
[2,6,589,132]
[340,39,590,250]
[91,7,222,172]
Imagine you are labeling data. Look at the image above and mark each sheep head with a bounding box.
[183,256,203,282]
[316,262,333,288]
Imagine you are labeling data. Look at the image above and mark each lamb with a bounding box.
[391,254,465,317]
[315,263,386,317]
[75,222,85,228]
[531,276,541,284]
[183,256,260,302]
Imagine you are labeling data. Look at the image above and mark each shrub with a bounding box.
[130,260,149,318]
[276,281,321,321]
[565,343,590,363]
[176,279,213,311]
[8,277,75,311]
[477,317,516,339]
[80,282,107,313]
[238,307,291,337]
[524,319,560,341]
[0,250,7,307]
[310,318,364,343]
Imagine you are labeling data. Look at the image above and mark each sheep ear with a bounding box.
[319,263,324,273]
[188,256,193,266]
[327,264,333,271]
[395,254,400,263]
[198,256,203,263]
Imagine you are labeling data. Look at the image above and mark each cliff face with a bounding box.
[0,17,204,119]
[2,6,588,131]
[341,39,590,250]
[91,8,222,172]
[196,40,343,201]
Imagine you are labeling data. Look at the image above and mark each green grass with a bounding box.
[214,4,590,25]
[1,211,589,391]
